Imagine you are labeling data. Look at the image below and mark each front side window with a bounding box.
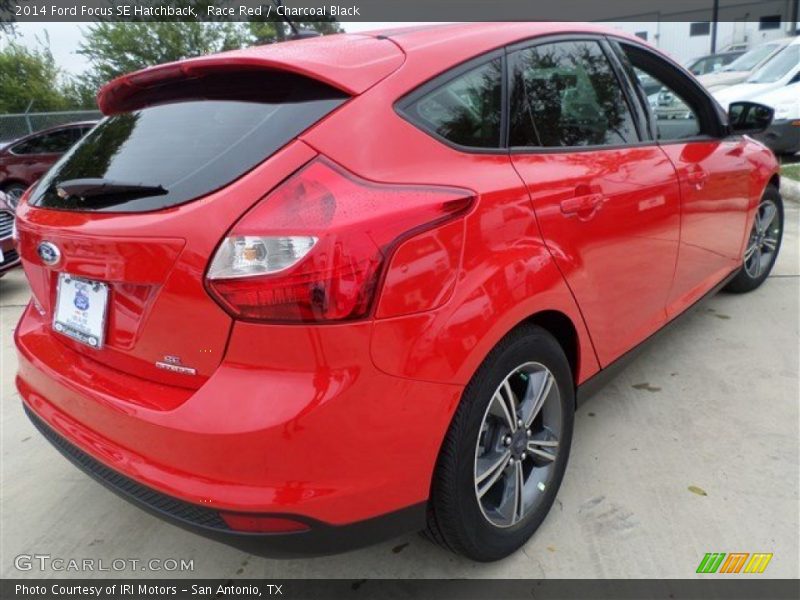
[400,59,503,148]
[617,44,707,141]
[637,69,701,140]
[509,40,639,148]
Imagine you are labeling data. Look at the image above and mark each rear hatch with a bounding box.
[15,37,403,389]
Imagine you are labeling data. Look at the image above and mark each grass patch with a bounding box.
[781,163,800,181]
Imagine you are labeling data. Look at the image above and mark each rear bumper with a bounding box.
[23,404,425,556]
[15,303,463,548]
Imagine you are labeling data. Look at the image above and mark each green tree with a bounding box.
[77,21,249,86]
[248,19,342,44]
[61,76,101,110]
[0,0,16,36]
[0,42,72,112]
[75,13,342,108]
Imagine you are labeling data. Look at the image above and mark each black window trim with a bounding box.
[605,38,658,141]
[396,31,730,157]
[505,33,648,154]
[608,36,730,146]
[394,49,509,155]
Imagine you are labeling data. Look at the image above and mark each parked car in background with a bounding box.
[685,50,744,76]
[746,83,800,155]
[0,122,97,209]
[13,23,782,562]
[699,38,792,92]
[713,39,800,111]
[0,190,20,277]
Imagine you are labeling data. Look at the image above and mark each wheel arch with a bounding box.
[1,178,30,191]
[767,173,780,192]
[523,310,580,389]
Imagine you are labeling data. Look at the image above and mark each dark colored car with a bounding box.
[14,23,782,561]
[0,122,96,208]
[0,190,19,276]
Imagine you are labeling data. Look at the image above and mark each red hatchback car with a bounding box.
[14,23,783,561]
[0,121,97,206]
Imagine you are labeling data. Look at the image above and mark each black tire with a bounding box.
[425,325,574,561]
[724,185,783,294]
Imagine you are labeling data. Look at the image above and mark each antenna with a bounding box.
[270,0,321,39]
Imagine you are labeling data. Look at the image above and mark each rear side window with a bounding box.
[12,129,78,155]
[399,59,503,149]
[31,74,346,212]
[509,40,639,148]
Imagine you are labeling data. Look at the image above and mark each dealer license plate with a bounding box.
[53,274,109,349]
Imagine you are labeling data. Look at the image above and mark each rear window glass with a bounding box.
[31,77,346,212]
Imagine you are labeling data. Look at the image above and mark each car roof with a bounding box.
[366,22,642,52]
[98,23,649,114]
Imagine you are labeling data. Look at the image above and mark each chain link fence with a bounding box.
[0,110,103,144]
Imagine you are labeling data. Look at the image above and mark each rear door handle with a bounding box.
[685,167,708,188]
[560,193,605,216]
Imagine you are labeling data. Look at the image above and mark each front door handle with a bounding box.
[560,193,605,217]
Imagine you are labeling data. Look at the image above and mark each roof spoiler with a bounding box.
[97,35,404,115]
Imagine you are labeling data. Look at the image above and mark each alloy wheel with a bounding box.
[744,199,780,279]
[474,362,562,528]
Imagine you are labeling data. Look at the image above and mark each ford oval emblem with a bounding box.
[37,241,61,266]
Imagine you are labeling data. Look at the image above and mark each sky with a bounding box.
[5,22,429,76]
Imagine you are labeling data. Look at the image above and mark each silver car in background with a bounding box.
[699,38,792,92]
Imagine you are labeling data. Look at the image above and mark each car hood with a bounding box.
[712,82,777,108]
[698,71,748,90]
[746,83,800,118]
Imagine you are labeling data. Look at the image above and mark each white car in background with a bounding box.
[699,38,792,92]
[713,40,799,108]
[745,83,800,155]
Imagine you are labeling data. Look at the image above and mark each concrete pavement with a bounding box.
[1,204,797,579]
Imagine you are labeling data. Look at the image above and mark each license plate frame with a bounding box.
[53,273,109,349]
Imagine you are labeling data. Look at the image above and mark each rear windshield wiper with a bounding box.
[56,178,167,199]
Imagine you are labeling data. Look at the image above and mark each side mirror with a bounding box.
[728,101,774,134]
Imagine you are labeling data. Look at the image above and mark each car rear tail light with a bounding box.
[219,512,310,533]
[206,158,473,323]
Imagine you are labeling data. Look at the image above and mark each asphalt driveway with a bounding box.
[1,203,797,579]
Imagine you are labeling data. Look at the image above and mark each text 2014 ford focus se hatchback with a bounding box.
[14,23,783,561]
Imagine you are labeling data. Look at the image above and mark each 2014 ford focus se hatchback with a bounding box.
[14,23,783,561]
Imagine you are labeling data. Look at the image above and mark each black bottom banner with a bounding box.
[2,579,800,600]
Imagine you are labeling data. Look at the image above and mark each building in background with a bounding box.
[606,0,799,64]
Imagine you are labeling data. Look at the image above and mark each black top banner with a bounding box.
[2,0,799,23]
